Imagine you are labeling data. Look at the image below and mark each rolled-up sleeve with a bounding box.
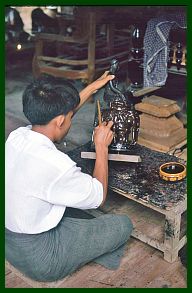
[47,165,103,209]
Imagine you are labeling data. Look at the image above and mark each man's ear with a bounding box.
[56,114,65,128]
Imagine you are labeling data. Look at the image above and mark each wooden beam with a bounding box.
[81,151,141,162]
[40,65,88,79]
[37,56,89,66]
[133,87,160,97]
[35,32,88,43]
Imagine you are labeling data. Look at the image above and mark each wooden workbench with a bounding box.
[67,142,187,263]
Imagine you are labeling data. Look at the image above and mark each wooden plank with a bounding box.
[87,240,185,288]
[40,65,88,80]
[145,261,186,288]
[35,33,88,43]
[81,151,141,162]
[133,86,160,97]
[37,51,129,68]
[38,56,89,66]
[110,187,168,214]
[111,187,187,217]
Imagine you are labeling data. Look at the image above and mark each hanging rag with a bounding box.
[143,12,187,87]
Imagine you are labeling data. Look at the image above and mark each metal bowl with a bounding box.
[159,162,186,182]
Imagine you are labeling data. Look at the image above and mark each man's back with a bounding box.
[5,126,71,233]
[6,126,103,234]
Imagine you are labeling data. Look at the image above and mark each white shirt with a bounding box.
[5,126,103,234]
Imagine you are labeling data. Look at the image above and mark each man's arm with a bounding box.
[93,121,114,206]
[74,71,114,114]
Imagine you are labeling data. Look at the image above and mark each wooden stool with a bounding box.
[32,10,131,84]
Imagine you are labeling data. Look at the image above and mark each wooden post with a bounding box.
[87,12,96,85]
[106,22,115,56]
[163,213,183,263]
[32,38,43,78]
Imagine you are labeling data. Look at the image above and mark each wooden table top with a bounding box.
[67,142,187,210]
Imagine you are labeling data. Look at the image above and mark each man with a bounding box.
[5,72,133,282]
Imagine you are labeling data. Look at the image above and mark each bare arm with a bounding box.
[93,121,114,206]
[74,71,115,114]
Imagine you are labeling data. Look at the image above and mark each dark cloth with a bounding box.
[5,208,133,282]
[5,7,24,32]
[31,8,59,34]
[5,7,29,43]
[143,13,186,87]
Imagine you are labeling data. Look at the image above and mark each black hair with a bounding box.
[22,75,80,125]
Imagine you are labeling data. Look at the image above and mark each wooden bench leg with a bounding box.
[163,213,181,263]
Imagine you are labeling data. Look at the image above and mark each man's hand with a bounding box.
[93,120,113,206]
[91,71,115,94]
[94,121,114,150]
[75,71,115,114]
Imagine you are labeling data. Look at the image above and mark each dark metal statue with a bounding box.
[97,59,140,152]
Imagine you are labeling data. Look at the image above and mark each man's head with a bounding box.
[22,75,80,141]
